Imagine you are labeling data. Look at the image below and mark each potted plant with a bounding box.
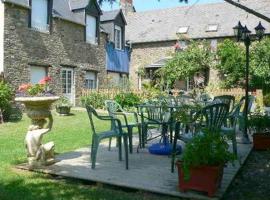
[176,131,236,197]
[56,96,72,116]
[263,93,270,115]
[248,113,270,150]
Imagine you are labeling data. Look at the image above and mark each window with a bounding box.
[86,15,97,44]
[210,39,218,52]
[30,66,47,84]
[31,0,49,32]
[177,26,189,34]
[206,24,218,32]
[114,25,122,50]
[85,71,97,89]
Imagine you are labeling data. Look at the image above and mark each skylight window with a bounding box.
[177,26,189,34]
[206,24,218,32]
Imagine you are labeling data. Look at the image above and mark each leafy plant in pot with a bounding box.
[248,113,270,150]
[176,131,236,197]
[56,96,72,116]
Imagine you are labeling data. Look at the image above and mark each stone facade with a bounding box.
[129,41,175,89]
[3,3,107,104]
[129,39,222,90]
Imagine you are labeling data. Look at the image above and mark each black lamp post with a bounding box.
[233,21,266,143]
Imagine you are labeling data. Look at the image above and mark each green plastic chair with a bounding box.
[221,98,245,156]
[138,103,171,149]
[213,95,235,113]
[86,105,129,169]
[171,103,229,172]
[238,95,256,131]
[105,100,141,153]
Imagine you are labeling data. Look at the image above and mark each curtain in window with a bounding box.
[31,0,48,31]
[86,15,97,44]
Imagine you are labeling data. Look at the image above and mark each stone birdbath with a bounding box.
[15,96,59,168]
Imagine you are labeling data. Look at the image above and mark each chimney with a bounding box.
[120,0,134,15]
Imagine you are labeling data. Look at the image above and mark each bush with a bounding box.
[114,92,141,109]
[80,92,106,109]
[263,93,270,107]
[0,81,14,122]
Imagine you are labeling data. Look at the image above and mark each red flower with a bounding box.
[39,76,52,85]
[18,83,32,92]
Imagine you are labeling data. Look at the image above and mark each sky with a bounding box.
[101,0,223,11]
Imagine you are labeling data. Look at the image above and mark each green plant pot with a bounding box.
[56,106,71,116]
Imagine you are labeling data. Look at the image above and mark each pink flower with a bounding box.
[18,83,32,92]
[39,76,52,85]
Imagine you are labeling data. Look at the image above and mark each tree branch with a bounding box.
[223,0,270,23]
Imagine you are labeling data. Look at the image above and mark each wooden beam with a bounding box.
[223,0,270,23]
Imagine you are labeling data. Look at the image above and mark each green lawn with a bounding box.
[0,110,176,200]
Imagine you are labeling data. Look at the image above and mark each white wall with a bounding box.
[0,1,4,73]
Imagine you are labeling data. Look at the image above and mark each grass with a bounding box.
[0,110,177,200]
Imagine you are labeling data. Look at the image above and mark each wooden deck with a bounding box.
[17,133,252,200]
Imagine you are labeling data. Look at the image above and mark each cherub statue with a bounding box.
[25,114,55,167]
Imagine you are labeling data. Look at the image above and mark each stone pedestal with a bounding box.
[15,96,59,168]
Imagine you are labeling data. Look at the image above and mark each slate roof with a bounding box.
[101,9,127,25]
[2,0,101,26]
[126,0,270,43]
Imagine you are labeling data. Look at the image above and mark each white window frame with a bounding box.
[31,0,49,33]
[114,25,122,50]
[86,15,97,45]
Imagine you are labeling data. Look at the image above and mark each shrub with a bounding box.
[263,93,270,107]
[80,92,106,109]
[0,81,14,122]
[114,92,141,109]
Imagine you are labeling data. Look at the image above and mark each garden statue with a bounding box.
[15,77,59,168]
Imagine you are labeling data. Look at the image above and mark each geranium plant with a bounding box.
[17,77,54,97]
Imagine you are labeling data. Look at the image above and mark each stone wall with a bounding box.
[129,39,222,90]
[129,41,175,89]
[3,3,107,104]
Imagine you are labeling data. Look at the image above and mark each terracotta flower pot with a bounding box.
[176,161,223,197]
[253,133,270,150]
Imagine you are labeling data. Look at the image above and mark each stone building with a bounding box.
[0,0,109,104]
[120,0,270,90]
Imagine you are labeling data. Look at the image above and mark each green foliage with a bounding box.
[180,131,236,181]
[250,38,270,93]
[215,39,245,88]
[80,92,107,109]
[26,84,45,96]
[114,92,141,109]
[173,104,201,125]
[263,93,270,107]
[248,113,270,133]
[56,96,72,107]
[158,40,214,87]
[0,81,13,121]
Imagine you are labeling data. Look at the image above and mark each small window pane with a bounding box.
[114,26,122,50]
[207,24,218,32]
[85,71,97,89]
[177,26,189,34]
